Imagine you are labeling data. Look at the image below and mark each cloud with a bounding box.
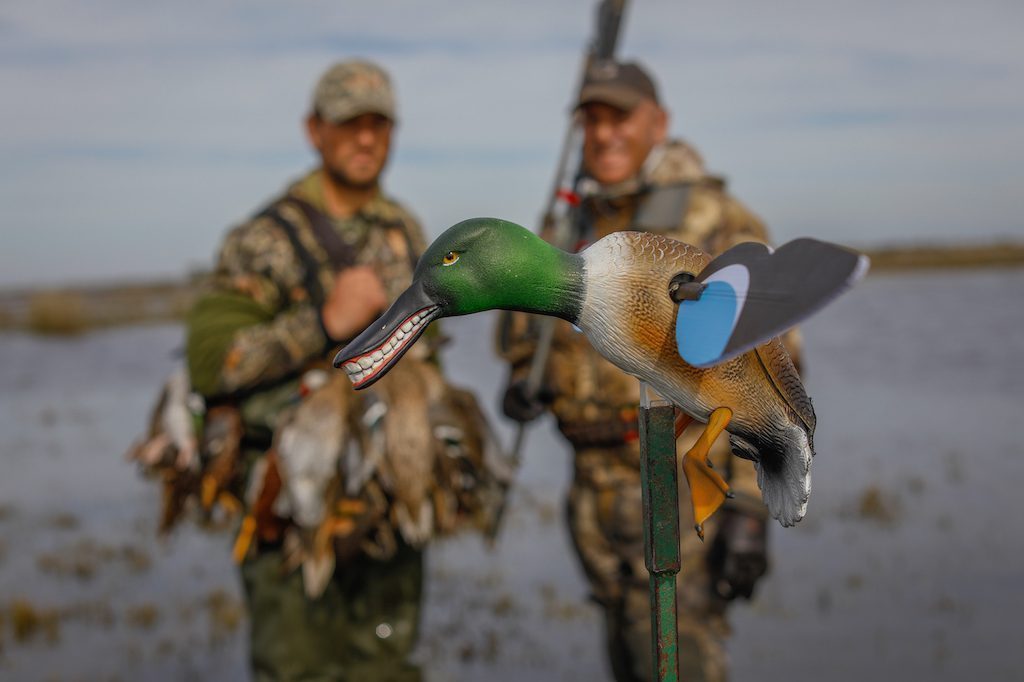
[1,0,1022,285]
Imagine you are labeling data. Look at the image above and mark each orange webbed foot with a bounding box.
[680,407,734,540]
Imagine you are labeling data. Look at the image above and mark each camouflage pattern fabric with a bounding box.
[186,168,429,679]
[313,59,397,124]
[499,140,798,681]
[243,540,423,682]
[188,168,425,400]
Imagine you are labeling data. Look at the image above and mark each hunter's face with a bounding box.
[581,100,667,186]
[308,113,393,190]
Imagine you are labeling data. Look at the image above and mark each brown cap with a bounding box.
[576,60,659,112]
[312,59,396,124]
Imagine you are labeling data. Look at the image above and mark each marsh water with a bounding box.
[1,269,1022,681]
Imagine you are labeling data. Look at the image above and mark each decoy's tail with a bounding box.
[729,425,813,527]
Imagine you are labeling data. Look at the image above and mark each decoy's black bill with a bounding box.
[332,281,441,389]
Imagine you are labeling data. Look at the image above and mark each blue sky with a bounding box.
[1,0,1022,287]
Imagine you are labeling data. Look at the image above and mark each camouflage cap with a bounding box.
[576,60,660,112]
[312,60,397,124]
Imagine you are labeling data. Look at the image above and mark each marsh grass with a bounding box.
[6,280,197,335]
[27,291,88,336]
[9,600,60,643]
[2,242,1023,335]
[864,242,1024,271]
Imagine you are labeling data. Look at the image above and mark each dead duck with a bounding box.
[265,353,508,596]
[335,217,866,531]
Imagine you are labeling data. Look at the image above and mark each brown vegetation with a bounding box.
[27,291,88,335]
[9,600,61,643]
[2,279,197,335]
[35,539,152,581]
[205,589,244,640]
[856,486,901,525]
[1,240,1022,335]
[864,241,1024,271]
[125,603,160,629]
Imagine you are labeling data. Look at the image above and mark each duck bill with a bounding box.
[332,280,442,389]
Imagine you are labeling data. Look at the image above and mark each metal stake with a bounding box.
[638,392,681,681]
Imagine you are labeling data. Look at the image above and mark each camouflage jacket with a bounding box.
[187,169,427,410]
[499,140,796,508]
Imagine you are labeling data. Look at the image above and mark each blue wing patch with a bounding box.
[676,238,869,368]
[676,265,750,366]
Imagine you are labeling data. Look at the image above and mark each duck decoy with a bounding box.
[334,218,868,532]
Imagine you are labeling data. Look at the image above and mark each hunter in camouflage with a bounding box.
[188,172,426,400]
[186,59,430,682]
[499,60,800,682]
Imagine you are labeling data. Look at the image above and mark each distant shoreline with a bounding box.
[2,242,1022,334]
[862,241,1024,271]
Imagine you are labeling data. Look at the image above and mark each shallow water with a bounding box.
[1,269,1022,681]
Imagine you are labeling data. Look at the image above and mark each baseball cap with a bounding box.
[576,60,660,111]
[312,59,397,123]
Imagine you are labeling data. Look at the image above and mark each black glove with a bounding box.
[706,507,769,601]
[501,379,552,424]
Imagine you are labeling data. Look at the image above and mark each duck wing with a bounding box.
[753,337,816,435]
[676,238,869,368]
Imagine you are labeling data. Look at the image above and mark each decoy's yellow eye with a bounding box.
[442,251,460,266]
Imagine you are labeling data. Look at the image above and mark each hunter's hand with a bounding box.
[501,379,552,423]
[320,266,388,341]
[707,507,769,601]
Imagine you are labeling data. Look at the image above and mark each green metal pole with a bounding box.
[639,395,681,681]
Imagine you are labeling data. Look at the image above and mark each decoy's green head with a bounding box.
[334,217,584,388]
